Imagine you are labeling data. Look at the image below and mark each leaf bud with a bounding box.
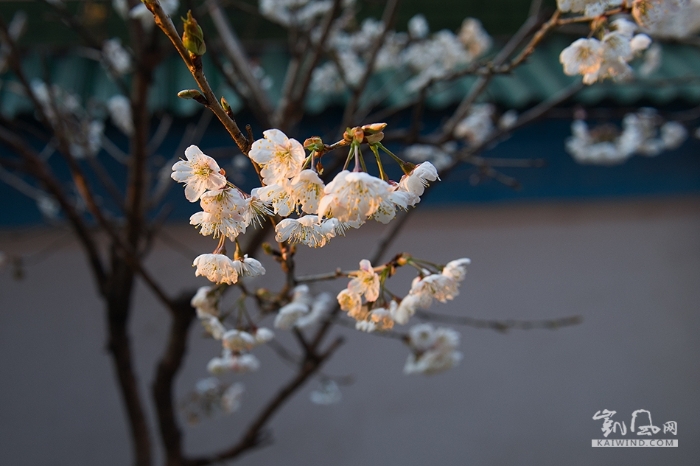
[182,10,206,56]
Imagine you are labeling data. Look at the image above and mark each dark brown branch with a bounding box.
[106,255,154,466]
[152,292,196,466]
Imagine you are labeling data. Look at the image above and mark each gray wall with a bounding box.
[0,197,698,465]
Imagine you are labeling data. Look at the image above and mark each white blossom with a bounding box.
[223,330,257,352]
[259,0,333,27]
[309,379,342,405]
[392,293,431,325]
[454,104,495,145]
[337,288,363,319]
[355,320,378,332]
[398,161,439,198]
[107,95,133,136]
[221,383,245,413]
[102,38,131,75]
[172,145,227,202]
[372,189,417,223]
[410,273,459,303]
[408,14,429,39]
[191,286,219,318]
[318,170,391,224]
[630,34,652,53]
[207,353,260,374]
[567,109,687,164]
[310,62,347,94]
[347,259,381,302]
[190,189,248,240]
[290,169,325,214]
[192,254,239,285]
[499,110,519,130]
[275,215,339,248]
[660,122,687,149]
[253,182,295,217]
[296,292,334,328]
[640,43,662,76]
[404,324,462,375]
[458,18,492,58]
[249,129,306,185]
[37,194,60,219]
[559,38,603,77]
[556,0,623,17]
[274,301,309,329]
[442,258,471,282]
[633,0,700,39]
[232,255,266,279]
[367,303,396,331]
[254,327,275,344]
[201,317,226,340]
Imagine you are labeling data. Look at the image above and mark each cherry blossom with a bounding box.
[172,146,227,202]
[192,254,239,285]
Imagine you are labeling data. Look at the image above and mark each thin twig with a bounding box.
[415,310,583,333]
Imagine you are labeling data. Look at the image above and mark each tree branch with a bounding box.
[146,0,250,153]
[152,292,196,466]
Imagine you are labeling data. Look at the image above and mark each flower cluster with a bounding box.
[566,108,687,164]
[182,378,245,424]
[632,0,700,39]
[102,38,132,76]
[559,18,652,84]
[307,8,492,96]
[247,126,438,248]
[404,324,462,375]
[274,285,334,329]
[189,285,275,375]
[337,257,471,332]
[259,0,335,28]
[556,0,623,17]
[454,104,496,146]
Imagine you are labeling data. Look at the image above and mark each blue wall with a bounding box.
[1,115,699,226]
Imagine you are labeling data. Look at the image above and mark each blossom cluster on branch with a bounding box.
[558,1,700,84]
[171,123,439,285]
[566,108,688,164]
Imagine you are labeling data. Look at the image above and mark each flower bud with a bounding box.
[365,132,384,144]
[352,127,364,144]
[361,122,387,134]
[343,127,354,143]
[304,136,324,152]
[182,10,206,56]
[177,89,208,105]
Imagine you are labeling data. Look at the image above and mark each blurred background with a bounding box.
[0,0,699,465]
